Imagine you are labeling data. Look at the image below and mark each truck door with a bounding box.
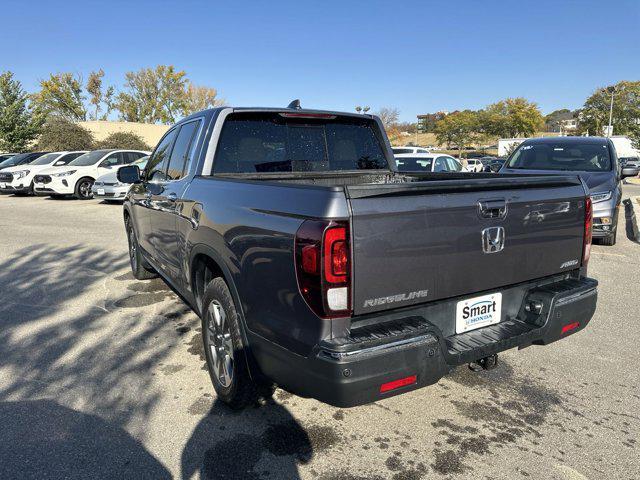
[149,119,202,284]
[135,128,178,256]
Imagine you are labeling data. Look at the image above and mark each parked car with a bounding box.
[392,146,431,155]
[465,158,484,172]
[33,149,149,199]
[619,156,640,169]
[118,105,598,409]
[0,151,87,195]
[92,155,149,202]
[0,152,50,171]
[481,157,505,173]
[500,136,637,245]
[395,153,465,173]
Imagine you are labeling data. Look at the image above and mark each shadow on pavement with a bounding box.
[181,400,314,480]
[0,244,191,475]
[0,399,171,479]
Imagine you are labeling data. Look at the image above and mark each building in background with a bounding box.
[78,121,169,148]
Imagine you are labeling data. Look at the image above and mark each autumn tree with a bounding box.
[480,98,544,138]
[86,69,115,120]
[434,110,480,158]
[31,72,87,121]
[0,71,44,151]
[116,65,188,124]
[578,81,640,147]
[182,83,225,116]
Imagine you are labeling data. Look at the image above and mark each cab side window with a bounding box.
[445,156,462,172]
[100,153,120,168]
[166,120,201,180]
[434,157,448,172]
[146,129,178,182]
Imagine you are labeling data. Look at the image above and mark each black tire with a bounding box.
[600,229,616,246]
[75,177,94,200]
[125,216,157,280]
[202,277,272,409]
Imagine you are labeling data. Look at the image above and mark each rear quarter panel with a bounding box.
[180,177,349,355]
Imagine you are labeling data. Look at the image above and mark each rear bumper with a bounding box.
[250,276,597,407]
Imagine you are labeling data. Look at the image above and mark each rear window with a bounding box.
[213,113,388,173]
[507,141,612,172]
[395,156,433,172]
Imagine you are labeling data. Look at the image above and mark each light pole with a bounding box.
[604,86,617,137]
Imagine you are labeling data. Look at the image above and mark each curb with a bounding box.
[626,196,640,242]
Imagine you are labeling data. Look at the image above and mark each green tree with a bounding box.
[86,69,115,121]
[116,65,188,124]
[480,98,544,138]
[32,72,87,121]
[37,117,94,151]
[434,110,479,158]
[182,83,225,116]
[95,131,150,151]
[578,81,640,147]
[0,71,44,151]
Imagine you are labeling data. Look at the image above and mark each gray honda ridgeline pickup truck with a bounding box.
[117,104,598,409]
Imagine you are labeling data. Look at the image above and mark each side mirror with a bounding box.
[54,160,66,166]
[621,166,639,178]
[117,165,142,184]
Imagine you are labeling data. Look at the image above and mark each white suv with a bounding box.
[33,149,150,199]
[0,151,87,194]
[392,146,431,155]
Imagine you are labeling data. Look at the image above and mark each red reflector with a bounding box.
[380,375,417,393]
[561,322,580,335]
[301,245,319,274]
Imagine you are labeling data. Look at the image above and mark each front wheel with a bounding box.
[75,177,94,200]
[202,277,272,409]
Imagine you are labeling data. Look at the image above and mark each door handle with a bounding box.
[191,204,202,229]
[167,192,177,202]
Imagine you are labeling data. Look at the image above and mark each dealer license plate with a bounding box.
[97,188,105,195]
[455,292,502,334]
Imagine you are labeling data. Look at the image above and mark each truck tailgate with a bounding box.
[347,175,587,315]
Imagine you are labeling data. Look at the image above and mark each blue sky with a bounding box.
[1,0,639,122]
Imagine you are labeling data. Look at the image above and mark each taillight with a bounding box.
[583,197,592,265]
[295,220,351,319]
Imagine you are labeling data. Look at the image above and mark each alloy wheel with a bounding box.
[206,300,234,388]
[79,180,93,199]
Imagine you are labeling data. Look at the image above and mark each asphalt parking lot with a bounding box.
[1,185,639,480]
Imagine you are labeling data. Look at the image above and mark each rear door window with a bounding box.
[213,112,388,174]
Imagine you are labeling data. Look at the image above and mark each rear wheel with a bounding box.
[75,177,94,200]
[202,277,273,409]
[125,216,157,280]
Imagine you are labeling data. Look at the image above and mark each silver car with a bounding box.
[500,137,639,246]
[92,156,149,201]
